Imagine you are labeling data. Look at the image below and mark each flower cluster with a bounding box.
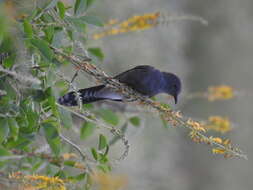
[9,172,66,190]
[188,124,241,158]
[156,107,244,159]
[203,116,232,133]
[92,172,128,190]
[207,85,234,101]
[210,137,235,158]
[187,119,206,132]
[93,12,160,39]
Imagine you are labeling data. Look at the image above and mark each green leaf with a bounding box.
[30,38,53,61]
[2,56,15,68]
[44,26,55,43]
[31,161,43,172]
[42,122,61,155]
[98,134,107,150]
[97,164,111,173]
[57,1,65,19]
[46,68,56,87]
[74,0,95,15]
[88,47,104,61]
[83,103,93,109]
[0,146,11,157]
[23,19,33,38]
[8,118,19,141]
[66,29,73,41]
[58,108,73,129]
[64,160,76,167]
[86,0,96,9]
[129,116,140,127]
[55,170,67,178]
[80,15,103,27]
[20,100,39,131]
[0,119,9,144]
[72,173,87,181]
[55,80,68,89]
[45,87,59,117]
[99,109,119,126]
[91,148,98,160]
[80,122,95,140]
[160,103,171,110]
[4,131,34,149]
[65,16,86,32]
[74,0,87,16]
[103,145,109,156]
[42,122,59,139]
[98,153,108,164]
[52,28,65,47]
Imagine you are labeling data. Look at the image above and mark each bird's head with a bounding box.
[162,72,182,104]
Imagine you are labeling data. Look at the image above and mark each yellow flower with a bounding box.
[212,148,226,154]
[209,136,223,144]
[109,28,119,35]
[74,162,86,169]
[204,116,231,133]
[62,153,78,160]
[24,175,66,190]
[92,12,160,39]
[173,111,183,119]
[189,130,201,143]
[120,21,129,28]
[93,33,106,40]
[223,139,231,146]
[207,85,234,101]
[92,172,128,190]
[106,19,118,26]
[187,119,206,132]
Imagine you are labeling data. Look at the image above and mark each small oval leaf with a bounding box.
[80,15,103,27]
[88,47,104,61]
[98,134,107,150]
[129,116,140,127]
[57,1,65,19]
[74,0,87,16]
[91,148,98,160]
[99,109,119,126]
[0,119,9,144]
[30,38,53,61]
[80,122,95,140]
[23,19,33,38]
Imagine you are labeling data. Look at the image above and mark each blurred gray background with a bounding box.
[90,0,253,190]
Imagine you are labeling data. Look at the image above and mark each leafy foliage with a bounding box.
[0,0,113,188]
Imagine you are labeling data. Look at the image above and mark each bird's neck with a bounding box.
[161,72,174,94]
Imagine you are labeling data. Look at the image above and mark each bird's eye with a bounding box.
[173,84,177,89]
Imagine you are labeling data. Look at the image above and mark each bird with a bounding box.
[58,65,181,106]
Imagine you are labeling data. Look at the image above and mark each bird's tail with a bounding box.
[58,85,107,106]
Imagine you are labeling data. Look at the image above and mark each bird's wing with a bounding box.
[114,65,154,81]
[113,65,158,96]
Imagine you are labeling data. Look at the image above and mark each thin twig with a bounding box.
[57,103,130,163]
[59,133,94,173]
[0,65,41,85]
[158,13,208,26]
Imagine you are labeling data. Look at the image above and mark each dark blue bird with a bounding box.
[58,65,181,106]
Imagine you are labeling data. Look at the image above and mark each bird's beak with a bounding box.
[174,95,178,104]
